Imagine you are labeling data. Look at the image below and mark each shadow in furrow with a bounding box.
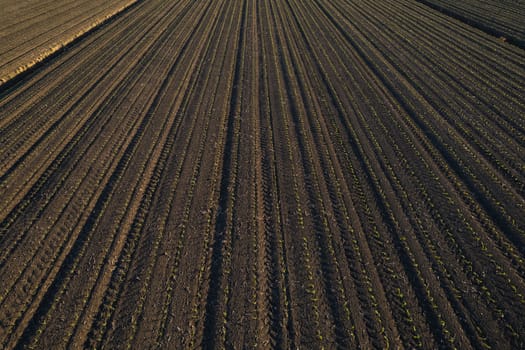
[201,0,247,348]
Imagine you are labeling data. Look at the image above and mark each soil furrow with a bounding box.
[1,0,524,348]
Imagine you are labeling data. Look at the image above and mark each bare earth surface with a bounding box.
[0,0,138,83]
[0,0,524,349]
[416,0,525,47]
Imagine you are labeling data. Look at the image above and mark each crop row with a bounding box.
[415,0,525,48]
[312,0,525,346]
[276,0,519,346]
[91,1,246,348]
[283,3,426,348]
[0,0,214,347]
[328,0,519,274]
[88,2,228,348]
[1,0,524,348]
[0,0,139,84]
[0,0,179,223]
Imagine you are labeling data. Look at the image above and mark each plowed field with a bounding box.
[0,0,139,83]
[1,0,524,349]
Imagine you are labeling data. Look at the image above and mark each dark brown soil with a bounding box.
[1,0,524,349]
